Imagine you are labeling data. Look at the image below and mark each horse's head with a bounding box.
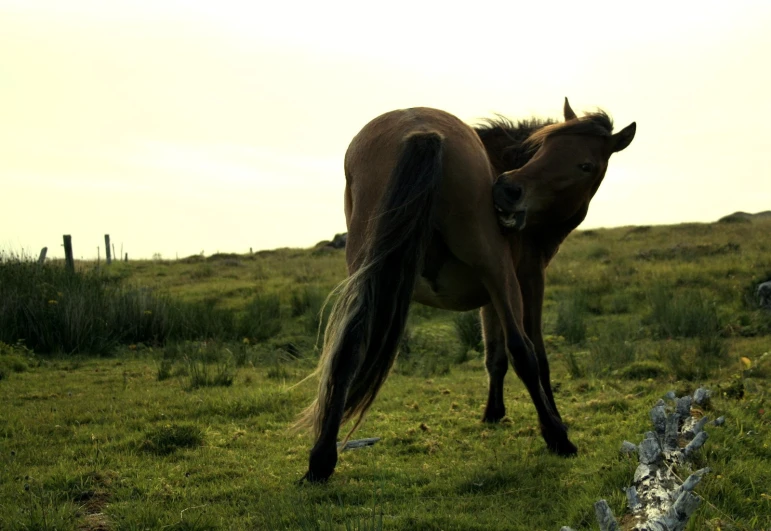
[493,98,635,230]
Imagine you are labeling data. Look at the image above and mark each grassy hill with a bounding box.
[1,218,770,530]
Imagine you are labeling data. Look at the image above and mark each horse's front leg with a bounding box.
[481,263,576,455]
[517,260,561,419]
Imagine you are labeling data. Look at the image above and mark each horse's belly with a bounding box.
[413,259,489,311]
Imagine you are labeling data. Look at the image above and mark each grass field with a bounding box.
[1,218,770,530]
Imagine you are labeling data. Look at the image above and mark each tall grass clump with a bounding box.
[170,299,237,341]
[239,293,282,342]
[647,286,721,339]
[0,256,176,354]
[0,255,281,355]
[394,325,453,377]
[648,286,730,378]
[587,320,638,376]
[291,286,333,335]
[554,291,588,344]
[453,310,483,360]
[141,424,204,455]
[159,341,236,388]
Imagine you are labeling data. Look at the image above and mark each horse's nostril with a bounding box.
[506,184,523,203]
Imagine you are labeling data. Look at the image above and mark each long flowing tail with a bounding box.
[296,130,444,440]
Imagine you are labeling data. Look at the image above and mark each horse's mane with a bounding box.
[474,116,554,172]
[524,110,614,150]
[474,110,614,173]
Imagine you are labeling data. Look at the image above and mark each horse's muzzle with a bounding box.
[493,179,527,230]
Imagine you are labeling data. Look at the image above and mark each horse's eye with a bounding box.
[579,162,594,173]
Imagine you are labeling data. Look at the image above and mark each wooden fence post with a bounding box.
[38,247,48,264]
[124,253,128,262]
[63,235,74,273]
[105,234,112,265]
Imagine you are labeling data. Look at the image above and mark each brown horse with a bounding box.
[298,99,636,482]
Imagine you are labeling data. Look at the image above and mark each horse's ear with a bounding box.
[563,97,577,121]
[610,122,636,153]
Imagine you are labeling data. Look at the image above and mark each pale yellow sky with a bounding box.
[2,1,770,259]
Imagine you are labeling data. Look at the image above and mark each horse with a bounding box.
[297,99,636,482]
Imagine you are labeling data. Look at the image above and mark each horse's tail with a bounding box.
[296,130,444,440]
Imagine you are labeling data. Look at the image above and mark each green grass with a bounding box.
[1,218,770,529]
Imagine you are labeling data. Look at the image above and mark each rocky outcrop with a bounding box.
[314,232,347,250]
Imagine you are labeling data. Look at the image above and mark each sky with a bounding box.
[1,0,770,260]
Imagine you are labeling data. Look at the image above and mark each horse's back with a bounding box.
[345,108,496,247]
[343,107,503,309]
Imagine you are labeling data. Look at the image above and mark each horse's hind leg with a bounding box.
[304,325,365,483]
[481,304,508,423]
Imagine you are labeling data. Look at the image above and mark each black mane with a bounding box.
[474,116,555,174]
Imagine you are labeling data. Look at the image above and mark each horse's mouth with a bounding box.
[496,207,527,230]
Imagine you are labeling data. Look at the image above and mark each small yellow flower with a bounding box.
[740,357,752,369]
[242,337,250,344]
[143,310,152,315]
[48,299,58,305]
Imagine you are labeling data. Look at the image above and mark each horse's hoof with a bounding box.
[482,405,506,423]
[548,437,578,456]
[299,469,331,484]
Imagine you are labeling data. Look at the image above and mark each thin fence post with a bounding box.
[124,253,128,262]
[97,246,100,266]
[38,247,48,264]
[63,235,74,273]
[105,234,112,265]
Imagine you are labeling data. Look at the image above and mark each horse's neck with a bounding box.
[527,205,589,266]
